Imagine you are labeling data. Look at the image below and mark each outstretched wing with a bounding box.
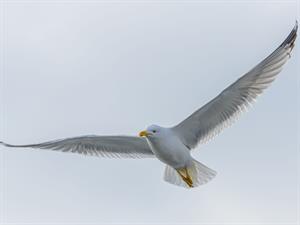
[172,22,298,150]
[0,135,154,158]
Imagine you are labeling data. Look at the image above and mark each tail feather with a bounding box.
[163,159,217,188]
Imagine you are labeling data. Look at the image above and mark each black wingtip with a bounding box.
[0,141,20,148]
[292,20,298,35]
[0,141,33,148]
[279,21,298,51]
[290,21,298,50]
[0,141,9,147]
[289,21,297,41]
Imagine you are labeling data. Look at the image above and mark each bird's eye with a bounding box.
[153,130,156,133]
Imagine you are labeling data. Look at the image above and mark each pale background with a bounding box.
[0,0,298,224]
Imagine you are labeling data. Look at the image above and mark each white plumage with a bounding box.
[0,22,297,188]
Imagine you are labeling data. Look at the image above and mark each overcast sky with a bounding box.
[0,1,298,224]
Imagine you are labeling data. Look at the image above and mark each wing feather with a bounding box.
[172,22,298,149]
[0,135,154,158]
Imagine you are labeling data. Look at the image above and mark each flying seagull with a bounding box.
[0,23,298,188]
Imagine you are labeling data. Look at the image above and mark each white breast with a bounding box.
[146,131,192,169]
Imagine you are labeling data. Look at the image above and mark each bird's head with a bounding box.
[139,125,163,138]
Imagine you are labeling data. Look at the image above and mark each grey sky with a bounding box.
[0,1,298,224]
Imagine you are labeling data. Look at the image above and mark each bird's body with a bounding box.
[143,126,192,168]
[0,22,298,188]
[140,125,216,188]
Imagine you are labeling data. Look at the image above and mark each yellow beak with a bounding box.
[139,130,149,137]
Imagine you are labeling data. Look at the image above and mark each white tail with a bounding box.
[163,159,217,188]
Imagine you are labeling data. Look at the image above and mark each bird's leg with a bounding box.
[176,167,193,188]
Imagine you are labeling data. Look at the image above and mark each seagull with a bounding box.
[0,23,298,188]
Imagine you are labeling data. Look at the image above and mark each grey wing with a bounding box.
[172,22,298,150]
[0,135,154,158]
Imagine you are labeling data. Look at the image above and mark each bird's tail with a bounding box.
[163,159,217,189]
